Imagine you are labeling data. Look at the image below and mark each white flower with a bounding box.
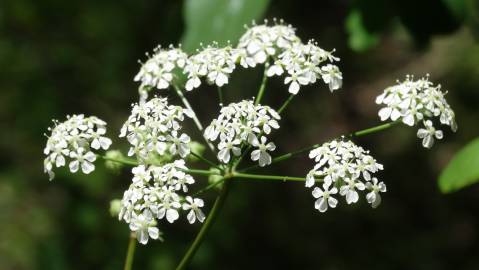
[43,115,111,180]
[90,127,112,150]
[237,20,300,66]
[132,165,151,185]
[166,131,191,158]
[306,139,386,211]
[320,64,343,92]
[205,100,280,165]
[376,75,457,148]
[119,161,206,244]
[69,148,96,174]
[312,183,338,212]
[184,44,235,90]
[134,46,187,101]
[182,196,206,224]
[366,178,387,208]
[157,196,181,223]
[129,211,162,245]
[267,40,342,95]
[250,135,276,167]
[217,138,241,163]
[417,120,443,148]
[340,178,366,204]
[120,97,192,161]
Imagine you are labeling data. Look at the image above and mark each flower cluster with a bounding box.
[204,100,280,167]
[119,160,205,244]
[184,44,236,91]
[236,20,300,67]
[376,75,457,148]
[133,20,342,98]
[306,139,385,212]
[134,45,188,101]
[43,114,112,180]
[119,97,193,161]
[267,40,342,94]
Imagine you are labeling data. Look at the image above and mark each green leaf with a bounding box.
[439,137,479,193]
[345,9,379,52]
[181,0,270,53]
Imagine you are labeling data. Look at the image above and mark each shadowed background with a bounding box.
[1,0,479,269]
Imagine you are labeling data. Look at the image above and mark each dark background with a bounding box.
[1,0,479,269]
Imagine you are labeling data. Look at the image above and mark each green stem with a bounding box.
[176,178,232,270]
[277,94,295,114]
[217,86,223,105]
[190,151,221,170]
[350,121,399,137]
[172,84,216,153]
[254,63,269,105]
[233,172,305,182]
[99,155,137,166]
[123,233,137,270]
[240,121,400,172]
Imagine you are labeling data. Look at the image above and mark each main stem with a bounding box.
[176,178,232,270]
[123,233,137,270]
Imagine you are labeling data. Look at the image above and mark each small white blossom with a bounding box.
[129,211,162,245]
[43,114,112,180]
[366,178,387,208]
[306,139,386,212]
[182,196,206,224]
[204,100,280,166]
[376,75,457,148]
[250,135,276,167]
[417,120,443,148]
[312,183,338,212]
[340,178,366,204]
[217,138,241,163]
[69,147,96,174]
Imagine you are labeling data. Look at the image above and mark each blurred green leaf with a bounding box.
[181,0,270,53]
[439,137,479,193]
[345,9,379,52]
[442,0,466,21]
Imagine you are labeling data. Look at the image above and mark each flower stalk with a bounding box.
[176,178,232,270]
[123,233,137,270]
[254,63,269,105]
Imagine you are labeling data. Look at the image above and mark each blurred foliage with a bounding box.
[1,0,479,270]
[345,0,476,51]
[181,0,269,52]
[439,137,479,193]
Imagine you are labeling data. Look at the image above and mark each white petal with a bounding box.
[69,160,79,173]
[81,161,95,174]
[288,81,300,95]
[166,209,179,223]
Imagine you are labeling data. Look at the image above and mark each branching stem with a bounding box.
[240,121,400,172]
